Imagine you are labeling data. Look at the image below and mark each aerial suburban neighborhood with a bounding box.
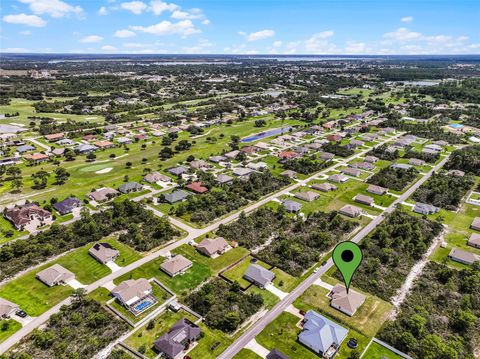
[0,1,479,358]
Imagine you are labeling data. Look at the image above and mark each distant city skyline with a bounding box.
[1,0,479,54]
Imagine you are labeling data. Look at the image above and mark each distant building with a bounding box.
[162,190,190,204]
[87,187,119,202]
[282,199,302,213]
[295,191,319,202]
[354,194,374,206]
[312,183,336,192]
[143,171,171,183]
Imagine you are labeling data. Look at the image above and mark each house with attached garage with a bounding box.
[448,248,479,265]
[243,263,275,289]
[467,233,480,249]
[295,191,320,202]
[354,194,374,206]
[161,255,193,277]
[4,202,52,230]
[118,182,143,194]
[89,242,120,264]
[162,190,190,204]
[413,202,439,215]
[312,182,337,192]
[36,264,75,287]
[111,278,156,315]
[196,237,230,258]
[53,197,82,215]
[154,318,202,359]
[282,199,302,213]
[339,204,362,218]
[87,187,119,202]
[0,298,19,319]
[470,217,480,231]
[143,171,171,183]
[367,184,388,195]
[329,284,366,316]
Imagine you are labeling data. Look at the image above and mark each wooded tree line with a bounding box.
[379,262,480,359]
[337,210,443,301]
[412,173,475,210]
[0,200,179,281]
[1,291,129,359]
[444,145,480,176]
[368,167,419,191]
[381,119,465,144]
[283,156,328,175]
[185,279,263,333]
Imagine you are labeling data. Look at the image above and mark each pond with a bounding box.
[241,126,293,143]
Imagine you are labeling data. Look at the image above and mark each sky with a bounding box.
[1,0,479,55]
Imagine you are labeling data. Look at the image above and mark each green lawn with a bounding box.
[0,320,22,344]
[233,349,262,359]
[172,243,250,274]
[362,341,403,359]
[124,308,233,359]
[0,216,28,245]
[113,256,211,297]
[293,284,392,337]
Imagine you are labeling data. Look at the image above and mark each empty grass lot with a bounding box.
[233,349,262,359]
[0,320,22,344]
[362,341,403,359]
[293,284,392,337]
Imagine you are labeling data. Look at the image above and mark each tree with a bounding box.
[159,147,174,159]
[54,167,70,185]
[6,166,21,179]
[126,161,132,168]
[86,153,96,162]
[11,178,23,192]
[32,171,50,189]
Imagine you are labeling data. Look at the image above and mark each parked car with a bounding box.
[16,310,27,318]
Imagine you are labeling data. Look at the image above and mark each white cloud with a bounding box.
[149,0,179,15]
[272,40,282,48]
[344,41,371,54]
[304,31,336,53]
[3,13,46,27]
[98,6,108,15]
[243,29,275,41]
[18,0,83,18]
[101,45,117,51]
[201,19,210,25]
[80,35,103,43]
[3,47,30,53]
[383,27,422,41]
[114,29,136,38]
[171,8,204,20]
[401,16,413,23]
[20,30,32,35]
[182,39,213,53]
[130,20,200,37]
[120,1,148,14]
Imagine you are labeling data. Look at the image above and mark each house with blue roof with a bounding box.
[298,310,348,358]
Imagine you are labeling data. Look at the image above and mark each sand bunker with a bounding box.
[96,167,113,174]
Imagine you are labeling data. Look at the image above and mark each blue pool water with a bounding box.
[241,126,293,143]
[449,123,464,129]
[135,300,153,312]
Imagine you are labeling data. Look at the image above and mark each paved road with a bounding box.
[0,132,402,354]
[218,153,451,359]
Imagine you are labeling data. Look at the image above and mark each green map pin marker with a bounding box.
[332,241,363,293]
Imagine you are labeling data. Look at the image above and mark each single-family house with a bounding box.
[278,151,299,160]
[298,310,348,357]
[143,172,171,183]
[329,284,366,316]
[0,298,19,319]
[87,187,119,202]
[467,233,480,249]
[94,140,115,149]
[186,182,208,194]
[447,170,465,177]
[328,174,348,183]
[413,202,439,215]
[408,158,425,166]
[282,199,302,213]
[53,197,82,215]
[215,174,234,185]
[154,318,201,359]
[24,153,49,163]
[111,278,154,311]
[364,155,379,163]
[4,203,52,230]
[196,237,229,257]
[280,170,297,179]
[232,167,253,178]
[118,182,143,194]
[448,248,479,265]
[341,168,361,177]
[168,166,189,177]
[266,349,289,359]
[162,190,190,204]
[339,205,362,218]
[354,194,374,206]
[36,264,75,287]
[247,162,267,171]
[367,184,388,195]
[89,242,120,264]
[190,160,211,170]
[320,152,335,161]
[17,145,35,154]
[45,133,64,142]
[76,144,98,154]
[209,155,227,163]
[470,217,480,231]
[312,183,337,192]
[243,264,275,289]
[161,255,193,277]
[295,191,319,202]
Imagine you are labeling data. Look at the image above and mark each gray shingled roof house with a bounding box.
[468,233,480,249]
[168,166,189,177]
[294,191,319,202]
[53,197,82,215]
[354,194,374,206]
[118,181,143,194]
[154,318,201,359]
[282,199,302,213]
[215,174,234,185]
[339,205,362,218]
[367,184,387,195]
[448,248,479,265]
[243,263,275,289]
[36,264,75,287]
[89,242,120,264]
[162,190,190,204]
[298,310,348,357]
[413,202,439,215]
[160,255,193,277]
[0,297,19,319]
[471,217,480,231]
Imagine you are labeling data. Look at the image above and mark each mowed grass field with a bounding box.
[0,237,141,316]
[0,320,22,344]
[362,341,403,359]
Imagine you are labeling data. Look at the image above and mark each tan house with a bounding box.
[89,242,120,264]
[467,233,480,249]
[143,171,171,183]
[160,255,193,277]
[367,184,388,195]
[354,194,374,206]
[329,284,366,316]
[448,248,479,265]
[111,278,153,308]
[87,187,119,202]
[339,205,362,218]
[196,237,230,257]
[471,217,480,231]
[312,183,337,192]
[294,191,319,202]
[0,298,19,319]
[36,264,75,287]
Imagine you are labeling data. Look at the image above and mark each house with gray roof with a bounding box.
[89,242,120,264]
[154,318,201,359]
[53,197,82,215]
[471,217,480,231]
[298,310,348,357]
[209,155,227,163]
[282,199,302,213]
[354,194,374,206]
[367,184,388,195]
[413,202,439,215]
[339,205,362,218]
[76,144,98,154]
[295,191,319,202]
[448,248,479,265]
[243,263,275,289]
[232,167,253,177]
[16,145,35,154]
[467,233,480,249]
[266,349,289,359]
[162,190,190,204]
[168,166,189,177]
[36,264,75,287]
[215,174,234,185]
[118,181,143,194]
[328,174,348,183]
[391,163,413,170]
[341,168,361,177]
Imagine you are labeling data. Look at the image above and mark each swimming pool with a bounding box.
[450,123,464,129]
[134,300,153,312]
[241,126,293,143]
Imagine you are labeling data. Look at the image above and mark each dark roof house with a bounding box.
[154,318,201,359]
